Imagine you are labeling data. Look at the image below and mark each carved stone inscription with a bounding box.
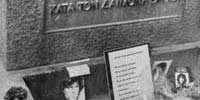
[49,0,177,15]
[45,0,183,31]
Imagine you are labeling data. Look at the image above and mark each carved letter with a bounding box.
[83,1,91,11]
[77,2,85,11]
[101,0,111,9]
[118,0,124,7]
[88,0,100,10]
[123,0,129,7]
[67,3,75,12]
[50,4,57,15]
[61,3,69,13]
[55,4,62,14]
[108,0,115,8]
[93,0,100,9]
[94,0,100,9]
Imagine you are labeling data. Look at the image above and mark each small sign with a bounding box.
[104,44,154,100]
[66,64,90,78]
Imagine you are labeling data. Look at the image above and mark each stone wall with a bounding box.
[0,0,7,68]
[6,0,200,70]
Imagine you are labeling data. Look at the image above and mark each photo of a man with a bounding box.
[61,77,85,100]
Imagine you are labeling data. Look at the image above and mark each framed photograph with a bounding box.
[23,70,86,100]
[175,67,189,89]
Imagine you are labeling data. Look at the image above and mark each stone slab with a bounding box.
[5,0,200,70]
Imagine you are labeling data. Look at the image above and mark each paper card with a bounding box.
[66,64,90,78]
[104,44,154,100]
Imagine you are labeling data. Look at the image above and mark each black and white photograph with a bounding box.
[61,77,85,100]
[175,67,190,89]
[2,0,200,100]
[23,71,86,100]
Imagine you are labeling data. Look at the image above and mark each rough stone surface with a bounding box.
[0,0,7,67]
[7,0,45,70]
[5,0,200,70]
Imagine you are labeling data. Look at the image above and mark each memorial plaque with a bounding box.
[104,44,154,100]
[45,0,184,32]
